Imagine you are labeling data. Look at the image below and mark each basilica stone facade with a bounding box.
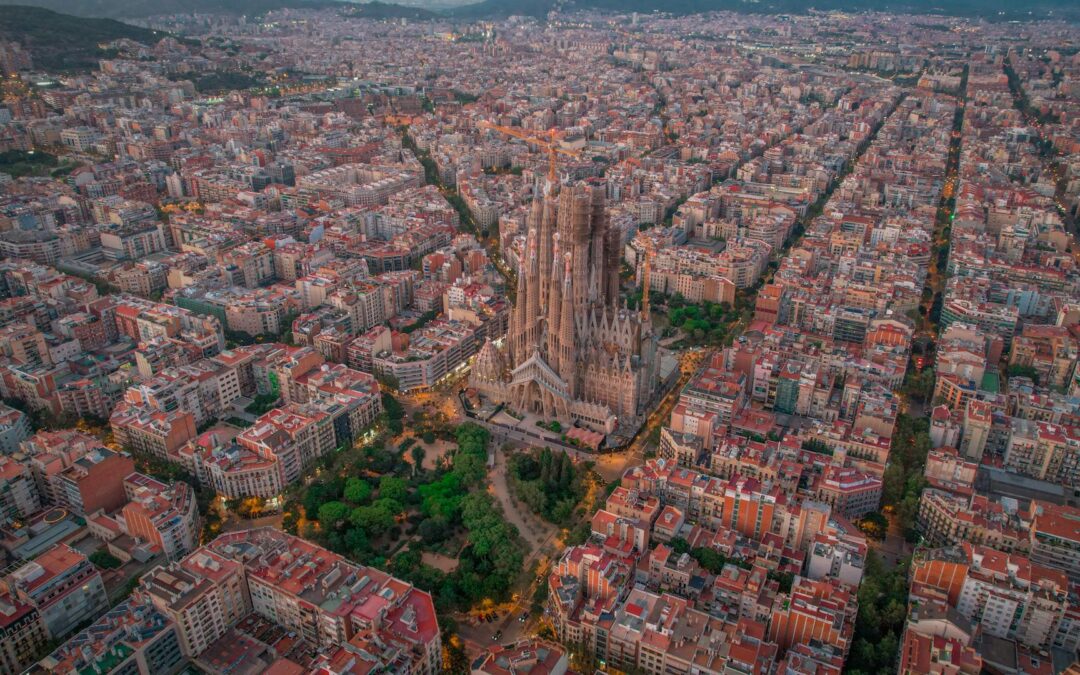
[470,181,659,434]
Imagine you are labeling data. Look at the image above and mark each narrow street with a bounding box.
[617,347,708,461]
[1004,55,1077,236]
[874,65,968,572]
[923,66,967,325]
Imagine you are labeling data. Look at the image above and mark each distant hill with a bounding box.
[7,0,1076,23]
[338,1,439,20]
[0,0,449,19]
[446,0,551,19]
[0,5,167,71]
[0,0,340,19]
[448,0,1080,20]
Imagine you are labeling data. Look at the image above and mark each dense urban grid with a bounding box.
[0,3,1077,675]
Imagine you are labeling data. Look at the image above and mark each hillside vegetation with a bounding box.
[0,5,163,71]
[0,0,337,18]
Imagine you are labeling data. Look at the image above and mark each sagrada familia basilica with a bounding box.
[470,180,659,434]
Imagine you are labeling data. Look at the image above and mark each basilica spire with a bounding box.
[476,181,659,435]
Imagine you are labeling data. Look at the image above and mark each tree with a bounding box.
[801,439,833,455]
[344,477,372,504]
[419,473,464,519]
[318,501,350,528]
[235,496,266,519]
[383,392,405,434]
[379,476,409,503]
[418,517,449,545]
[350,503,395,536]
[410,445,426,472]
[903,369,935,404]
[691,548,728,574]
[373,497,404,516]
[455,491,524,605]
[857,512,889,541]
[90,549,122,569]
[452,424,490,486]
[304,481,343,519]
[691,546,752,573]
[768,570,795,593]
[848,551,912,673]
[376,371,400,391]
[881,462,906,506]
[552,498,577,523]
[390,549,422,577]
[1007,363,1040,384]
[282,508,299,534]
[882,414,932,538]
[507,447,584,525]
[539,448,553,484]
[444,632,469,674]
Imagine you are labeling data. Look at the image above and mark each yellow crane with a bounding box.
[639,236,654,321]
[477,121,582,183]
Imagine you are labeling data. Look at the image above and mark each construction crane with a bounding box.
[639,237,654,321]
[477,121,581,183]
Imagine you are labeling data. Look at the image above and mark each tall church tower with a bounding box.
[472,180,658,434]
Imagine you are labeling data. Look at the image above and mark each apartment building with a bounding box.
[110,406,198,461]
[472,639,568,675]
[117,473,199,561]
[914,543,1070,651]
[32,600,185,675]
[177,431,284,500]
[50,447,135,517]
[130,528,443,674]
[768,577,857,657]
[0,403,31,455]
[812,465,882,520]
[0,593,48,675]
[918,490,1029,553]
[1028,501,1080,582]
[373,319,481,391]
[0,456,41,523]
[142,550,248,658]
[236,406,333,486]
[4,545,108,639]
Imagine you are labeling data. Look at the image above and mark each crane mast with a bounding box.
[640,237,653,321]
[477,122,581,185]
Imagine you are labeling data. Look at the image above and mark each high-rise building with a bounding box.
[471,182,659,433]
